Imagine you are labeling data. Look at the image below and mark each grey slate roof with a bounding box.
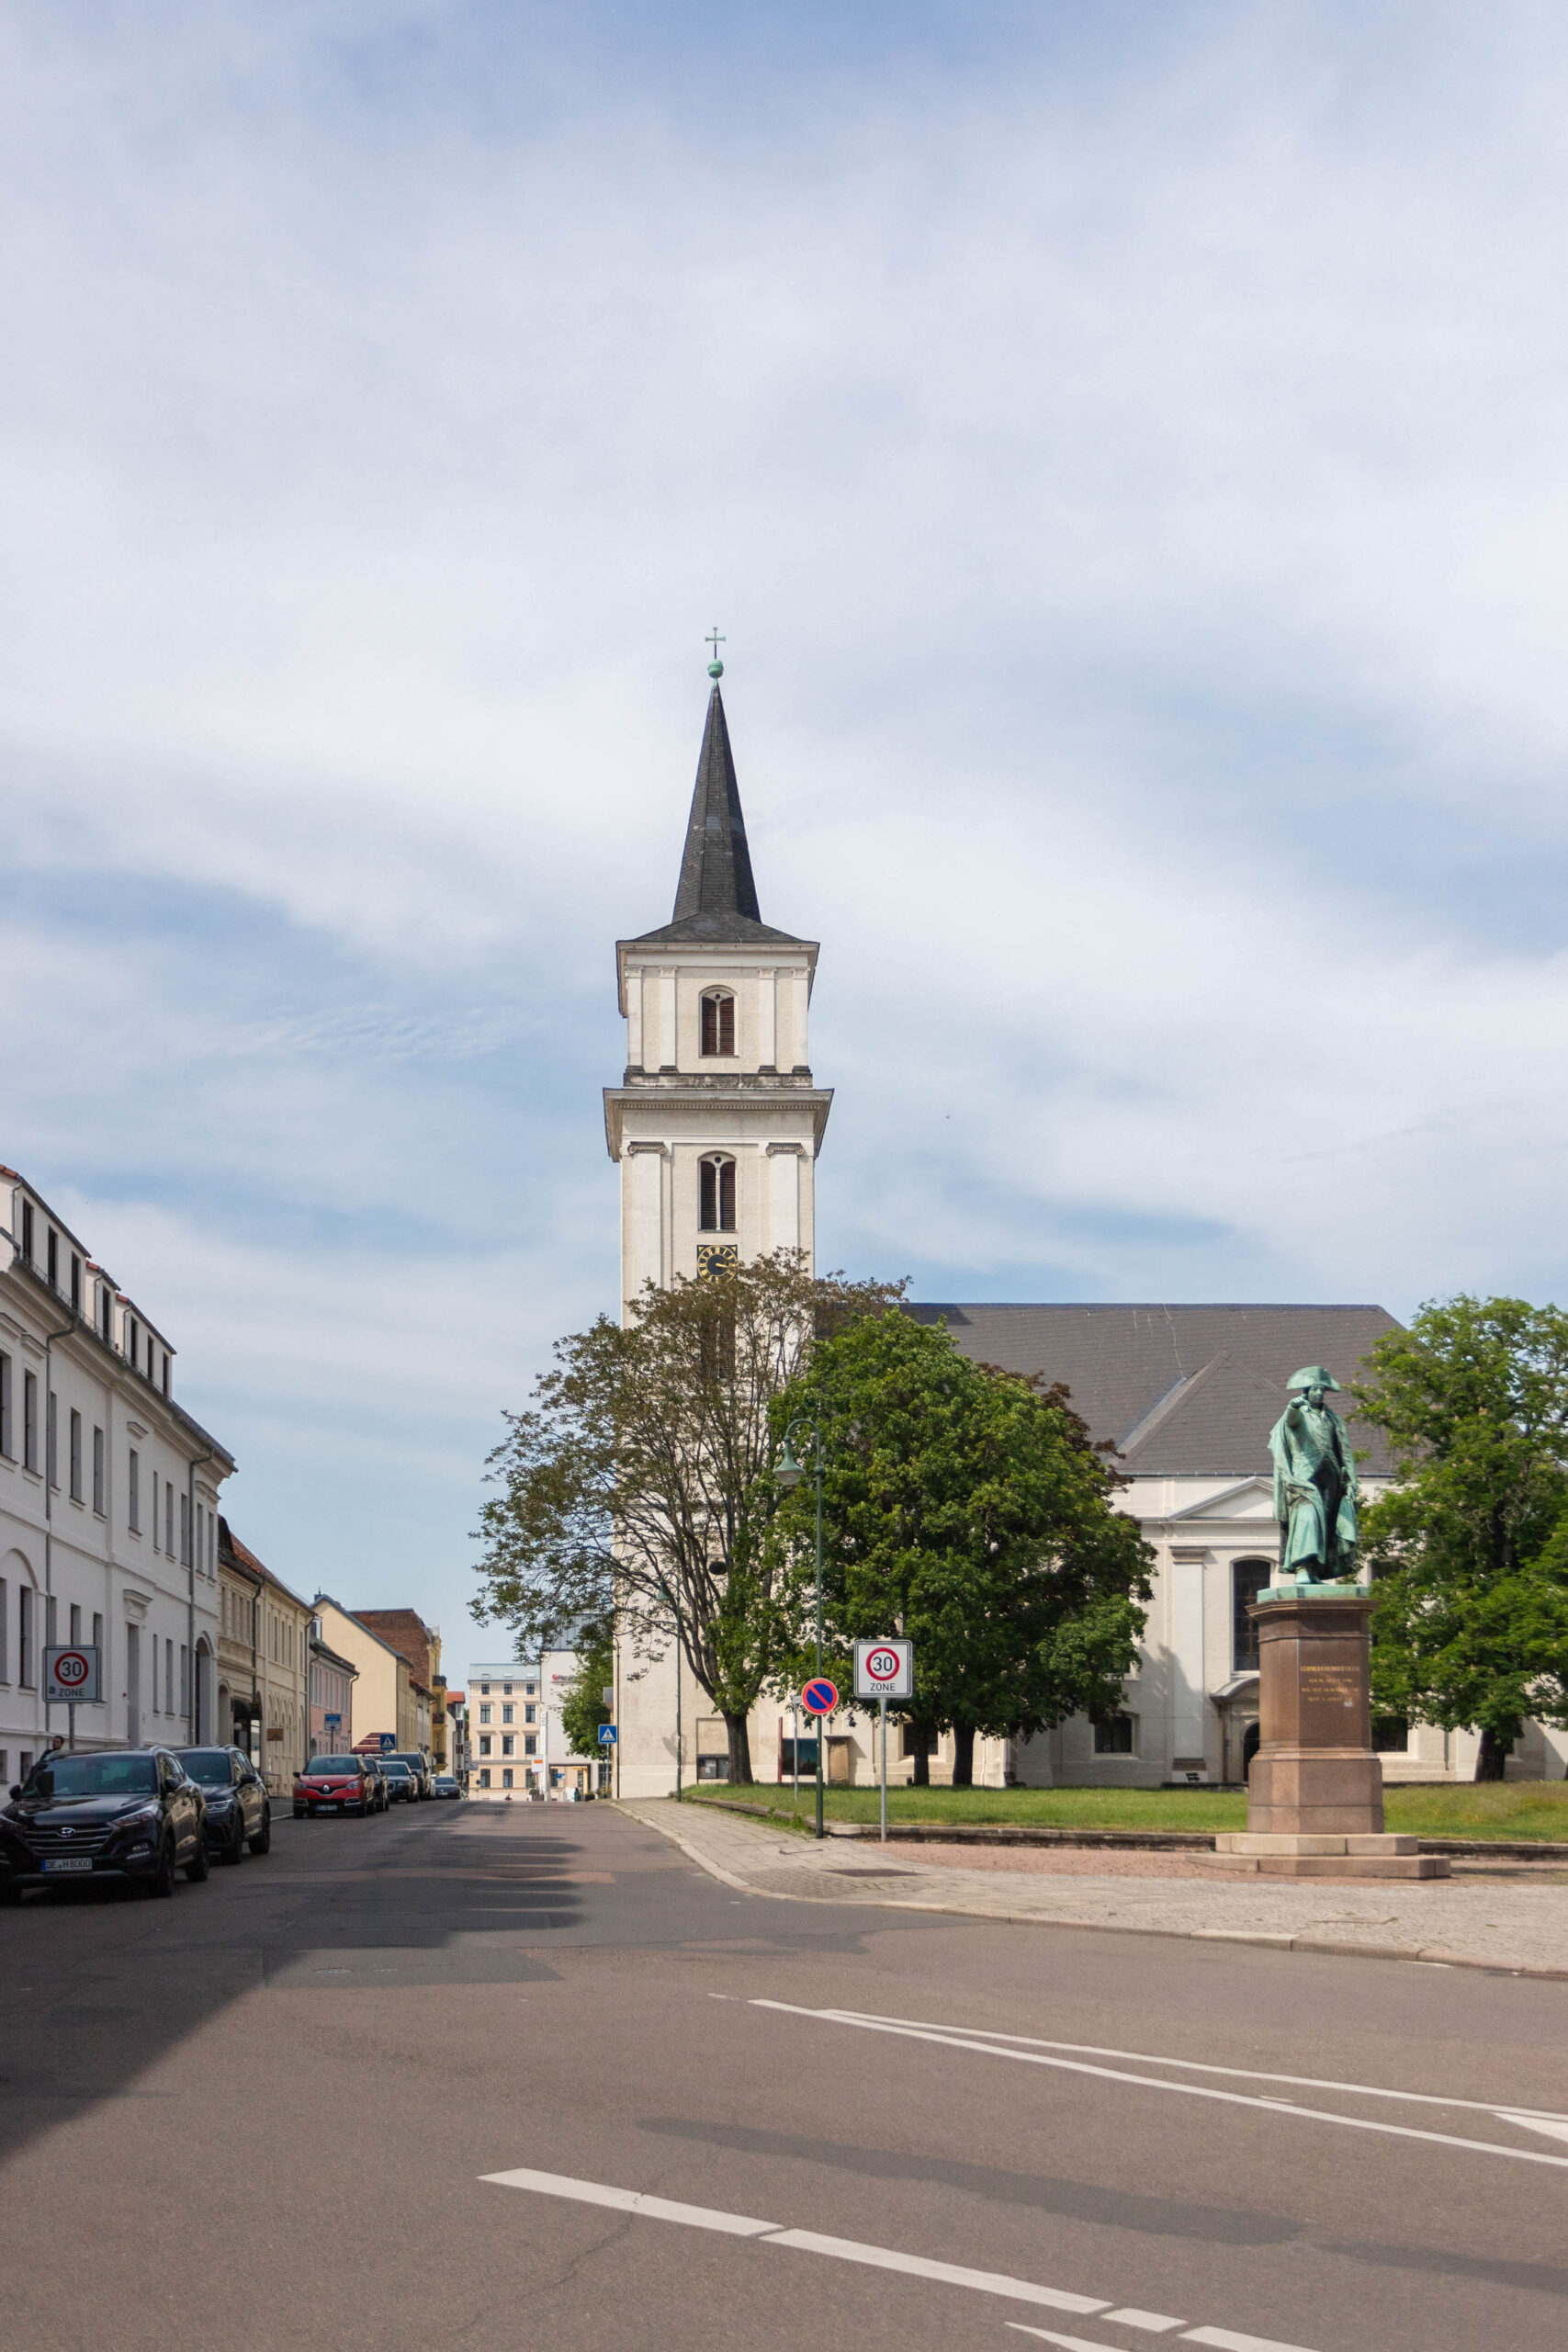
[905,1302,1403,1477]
[634,684,806,947]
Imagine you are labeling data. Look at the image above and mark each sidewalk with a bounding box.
[617,1796,1568,1981]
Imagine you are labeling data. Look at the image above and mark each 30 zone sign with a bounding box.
[853,1639,914,1702]
[44,1645,102,1705]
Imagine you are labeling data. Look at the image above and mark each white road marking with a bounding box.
[1006,2327,1130,2352]
[1503,2113,1568,2145]
[1104,2310,1189,2333]
[1183,2332,1323,2352]
[750,2001,1568,2171]
[480,2167,779,2235]
[810,2007,1568,2127]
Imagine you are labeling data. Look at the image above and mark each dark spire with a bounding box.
[633,682,804,946]
[673,685,761,929]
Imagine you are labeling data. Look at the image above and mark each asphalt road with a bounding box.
[1,1798,1564,2352]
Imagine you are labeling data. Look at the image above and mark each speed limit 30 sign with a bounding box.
[853,1639,914,1702]
[44,1645,102,1704]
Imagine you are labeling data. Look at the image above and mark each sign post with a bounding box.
[853,1640,914,1845]
[45,1646,101,1753]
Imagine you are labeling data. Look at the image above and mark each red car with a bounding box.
[293,1755,375,1818]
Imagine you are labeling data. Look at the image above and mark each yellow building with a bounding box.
[312,1596,417,1752]
[218,1523,314,1792]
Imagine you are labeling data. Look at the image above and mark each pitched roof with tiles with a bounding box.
[353,1608,438,1688]
[904,1303,1402,1477]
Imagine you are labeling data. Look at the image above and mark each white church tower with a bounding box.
[604,670,832,1316]
[605,666,831,1796]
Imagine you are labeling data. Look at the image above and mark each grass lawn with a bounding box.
[687,1779,1568,1841]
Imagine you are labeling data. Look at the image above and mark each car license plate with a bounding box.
[42,1856,93,1872]
[319,1803,337,1811]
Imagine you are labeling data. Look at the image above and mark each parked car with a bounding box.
[379,1759,417,1803]
[431,1776,462,1800]
[293,1756,376,1817]
[175,1747,272,1862]
[362,1758,389,1813]
[382,1751,432,1799]
[0,1747,209,1900]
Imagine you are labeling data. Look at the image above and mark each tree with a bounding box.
[558,1630,615,1764]
[767,1311,1153,1784]
[1355,1296,1568,1779]
[471,1253,899,1784]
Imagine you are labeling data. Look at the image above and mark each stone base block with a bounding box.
[1201,1832,1448,1881]
[1247,1749,1384,1837]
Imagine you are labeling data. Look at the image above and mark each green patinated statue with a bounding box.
[1268,1364,1359,1585]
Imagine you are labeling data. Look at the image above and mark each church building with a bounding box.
[608,680,1568,1797]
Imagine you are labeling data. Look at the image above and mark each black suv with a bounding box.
[174,1747,273,1863]
[0,1748,209,1900]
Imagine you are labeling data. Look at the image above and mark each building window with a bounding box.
[47,1228,58,1288]
[69,1410,83,1502]
[502,1768,513,1788]
[524,1734,536,1755]
[161,1351,169,1396]
[1232,1558,1274,1670]
[99,1286,111,1342]
[479,1735,491,1757]
[165,1481,175,1555]
[1372,1718,1411,1754]
[0,1580,6,1680]
[0,1351,11,1458]
[479,1768,491,1787]
[46,1391,58,1489]
[180,1492,190,1566]
[502,1682,513,1695]
[19,1587,34,1687]
[20,1200,33,1261]
[700,989,736,1057]
[699,1154,737,1233]
[502,1703,514,1724]
[479,1703,491,1724]
[524,1703,536,1724]
[93,1426,105,1517]
[502,1736,514,1757]
[94,1611,103,1665]
[71,1254,82,1313]
[1092,1713,1137,1755]
[23,1372,39,1474]
[128,1315,139,1363]
[480,1681,490,1695]
[69,1603,81,1645]
[128,1449,140,1532]
[525,1681,536,1696]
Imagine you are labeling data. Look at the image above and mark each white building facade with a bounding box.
[1,1168,232,1783]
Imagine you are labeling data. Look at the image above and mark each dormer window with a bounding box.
[699,989,736,1057]
[700,1154,737,1233]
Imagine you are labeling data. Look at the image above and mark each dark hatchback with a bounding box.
[379,1759,417,1803]
[0,1748,209,1901]
[175,1747,273,1862]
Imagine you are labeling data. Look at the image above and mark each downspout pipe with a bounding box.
[186,1446,219,1741]
[39,1312,77,1745]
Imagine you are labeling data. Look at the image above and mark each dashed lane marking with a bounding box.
[479,2165,1317,2348]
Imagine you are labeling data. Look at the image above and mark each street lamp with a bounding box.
[775,1417,826,1840]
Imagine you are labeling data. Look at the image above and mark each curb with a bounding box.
[616,1802,1568,1984]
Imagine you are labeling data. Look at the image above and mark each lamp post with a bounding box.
[774,1416,826,1840]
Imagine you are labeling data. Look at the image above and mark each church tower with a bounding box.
[604,673,832,1315]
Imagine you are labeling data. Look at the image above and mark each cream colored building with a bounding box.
[217,1521,313,1792]
[1,1167,231,1781]
[609,680,831,1801]
[313,1596,419,1752]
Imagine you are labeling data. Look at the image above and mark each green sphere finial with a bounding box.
[705,625,726,681]
[708,659,724,679]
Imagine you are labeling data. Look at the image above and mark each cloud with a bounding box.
[3,1,1568,1647]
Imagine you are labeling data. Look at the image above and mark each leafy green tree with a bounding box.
[558,1631,615,1764]
[471,1253,899,1783]
[768,1311,1153,1784]
[1355,1295,1568,1778]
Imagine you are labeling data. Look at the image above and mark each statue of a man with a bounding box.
[1268,1365,1359,1584]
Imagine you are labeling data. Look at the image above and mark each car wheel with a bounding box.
[248,1810,272,1856]
[293,1806,305,1819]
[147,1838,176,1899]
[0,1883,22,1906]
[220,1817,245,1865]
[185,1838,210,1883]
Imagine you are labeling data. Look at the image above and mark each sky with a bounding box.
[5,1,1568,1668]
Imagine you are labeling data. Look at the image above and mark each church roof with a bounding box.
[905,1302,1402,1477]
[633,684,806,946]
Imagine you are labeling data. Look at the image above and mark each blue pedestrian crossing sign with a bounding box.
[597,1724,617,1744]
[379,1733,397,1752]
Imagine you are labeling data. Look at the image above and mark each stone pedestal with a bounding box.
[1223,1586,1449,1881]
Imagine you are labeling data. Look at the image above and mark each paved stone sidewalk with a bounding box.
[617,1797,1568,1981]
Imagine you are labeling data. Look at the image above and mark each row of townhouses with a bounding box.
[3,1165,448,1792]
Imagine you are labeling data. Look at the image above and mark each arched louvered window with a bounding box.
[699,1154,737,1233]
[700,989,736,1057]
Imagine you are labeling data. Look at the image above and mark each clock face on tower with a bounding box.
[696,1243,739,1280]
